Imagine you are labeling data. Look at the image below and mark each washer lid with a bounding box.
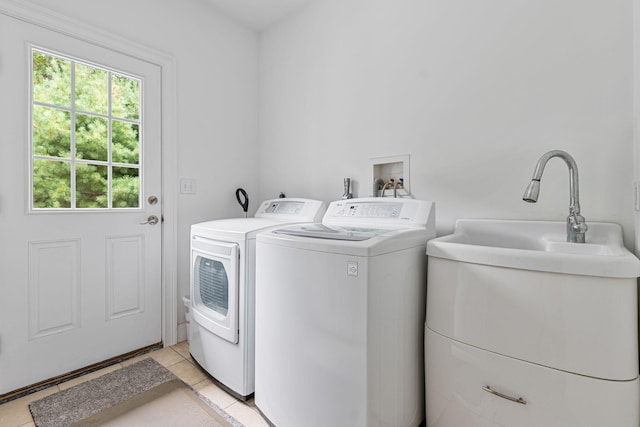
[192,218,289,240]
[273,224,390,241]
[190,198,326,241]
[259,226,434,256]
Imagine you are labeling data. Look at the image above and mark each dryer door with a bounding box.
[191,237,239,343]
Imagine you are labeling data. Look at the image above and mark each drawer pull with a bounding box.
[482,385,527,405]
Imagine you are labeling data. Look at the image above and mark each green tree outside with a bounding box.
[32,50,141,209]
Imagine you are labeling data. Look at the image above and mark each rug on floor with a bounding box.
[29,357,245,427]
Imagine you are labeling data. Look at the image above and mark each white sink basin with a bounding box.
[426,218,640,382]
[427,219,640,277]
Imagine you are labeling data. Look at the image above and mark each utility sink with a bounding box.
[427,219,640,278]
[426,218,640,384]
[426,154,640,426]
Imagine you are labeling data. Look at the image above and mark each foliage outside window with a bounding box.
[31,49,141,209]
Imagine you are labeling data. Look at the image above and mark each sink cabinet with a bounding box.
[425,328,639,427]
[427,257,638,380]
[425,219,640,427]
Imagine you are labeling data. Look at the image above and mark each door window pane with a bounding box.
[32,51,71,107]
[31,48,142,210]
[76,163,108,208]
[112,74,140,120]
[112,167,139,208]
[75,63,108,114]
[76,114,108,161]
[32,106,71,158]
[33,160,71,208]
[112,120,139,164]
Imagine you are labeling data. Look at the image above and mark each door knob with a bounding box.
[140,215,159,225]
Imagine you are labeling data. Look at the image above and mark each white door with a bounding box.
[0,13,162,394]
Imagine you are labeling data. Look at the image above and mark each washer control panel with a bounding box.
[340,203,402,218]
[323,197,435,229]
[264,201,304,214]
[255,198,326,222]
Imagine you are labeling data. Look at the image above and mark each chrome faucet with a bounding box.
[522,150,588,243]
[342,178,353,199]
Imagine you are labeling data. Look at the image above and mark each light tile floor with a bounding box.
[0,341,270,427]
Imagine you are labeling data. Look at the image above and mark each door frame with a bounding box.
[0,0,179,346]
[635,0,640,257]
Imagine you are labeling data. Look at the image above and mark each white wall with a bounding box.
[259,0,635,245]
[20,0,260,335]
[13,0,637,340]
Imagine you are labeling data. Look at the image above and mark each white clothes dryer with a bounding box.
[189,198,326,399]
[254,198,436,427]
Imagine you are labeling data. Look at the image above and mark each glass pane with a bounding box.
[112,166,139,208]
[76,114,108,161]
[76,163,108,208]
[75,63,108,114]
[197,257,229,316]
[33,160,71,208]
[32,105,71,158]
[32,51,71,107]
[31,49,145,211]
[112,74,140,120]
[112,120,139,164]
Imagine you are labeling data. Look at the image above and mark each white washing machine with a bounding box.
[254,198,436,427]
[189,198,326,399]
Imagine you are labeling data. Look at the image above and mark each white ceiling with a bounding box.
[201,0,313,31]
